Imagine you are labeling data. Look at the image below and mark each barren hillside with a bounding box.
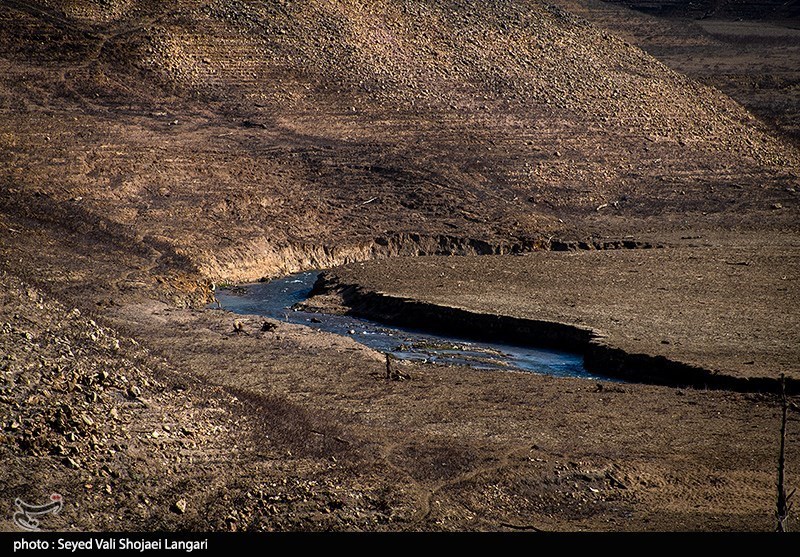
[2,0,797,284]
[2,0,799,532]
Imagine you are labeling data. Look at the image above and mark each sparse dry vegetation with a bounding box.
[1,0,798,531]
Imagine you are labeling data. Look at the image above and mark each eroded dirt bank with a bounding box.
[307,237,799,390]
[1,0,798,281]
[3,207,799,530]
[5,262,798,531]
[1,0,799,532]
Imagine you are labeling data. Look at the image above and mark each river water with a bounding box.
[216,271,605,380]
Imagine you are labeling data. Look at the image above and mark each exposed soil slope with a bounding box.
[1,0,798,282]
[559,0,800,141]
[1,0,799,532]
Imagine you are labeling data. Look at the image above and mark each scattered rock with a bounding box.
[65,457,80,469]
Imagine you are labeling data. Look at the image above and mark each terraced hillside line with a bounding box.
[2,0,800,532]
[1,0,798,284]
[558,0,800,140]
[201,231,661,282]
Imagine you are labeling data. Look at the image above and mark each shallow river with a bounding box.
[216,271,607,380]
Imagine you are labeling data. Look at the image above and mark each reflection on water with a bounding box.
[215,271,604,380]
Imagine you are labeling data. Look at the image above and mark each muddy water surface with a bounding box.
[216,271,610,380]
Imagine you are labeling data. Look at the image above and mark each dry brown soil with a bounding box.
[1,0,799,532]
[308,233,799,386]
[560,0,800,141]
